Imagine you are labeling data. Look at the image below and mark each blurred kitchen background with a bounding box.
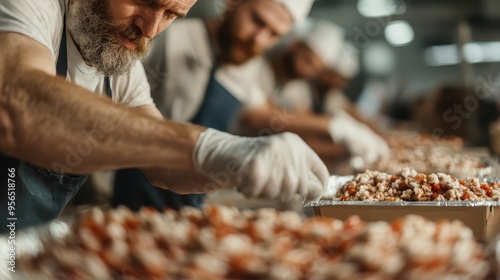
[188,0,500,147]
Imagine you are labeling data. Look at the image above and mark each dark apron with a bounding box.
[0,20,112,232]
[113,67,243,211]
[312,90,325,114]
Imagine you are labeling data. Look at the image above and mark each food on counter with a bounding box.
[367,147,487,177]
[19,205,489,279]
[366,132,487,177]
[334,168,500,202]
[386,131,464,150]
[490,119,500,156]
[367,146,487,176]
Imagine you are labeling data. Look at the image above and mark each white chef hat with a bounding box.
[296,20,346,69]
[272,0,315,23]
[333,42,360,78]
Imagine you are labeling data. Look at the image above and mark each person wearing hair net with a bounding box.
[261,20,347,110]
[284,41,384,140]
[112,0,318,211]
[313,43,360,114]
[289,42,359,114]
[0,0,329,231]
[313,42,381,133]
[238,20,390,169]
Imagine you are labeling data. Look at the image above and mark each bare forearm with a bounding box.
[141,167,220,194]
[240,104,330,138]
[345,105,384,136]
[303,136,346,163]
[282,114,330,137]
[1,69,203,174]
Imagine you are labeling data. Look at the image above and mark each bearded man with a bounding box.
[112,0,317,211]
[0,0,329,231]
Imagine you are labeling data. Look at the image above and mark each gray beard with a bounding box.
[66,0,149,76]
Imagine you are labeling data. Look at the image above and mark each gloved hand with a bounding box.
[193,128,329,201]
[328,111,390,167]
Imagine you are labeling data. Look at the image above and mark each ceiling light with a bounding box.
[384,21,414,46]
[425,42,500,66]
[357,0,405,18]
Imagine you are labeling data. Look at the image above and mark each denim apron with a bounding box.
[0,21,112,232]
[113,65,243,211]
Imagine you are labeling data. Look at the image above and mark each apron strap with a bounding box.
[311,83,324,114]
[104,76,112,98]
[203,21,219,70]
[56,16,68,77]
[56,15,113,98]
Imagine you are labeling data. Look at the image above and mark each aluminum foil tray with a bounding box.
[304,175,500,208]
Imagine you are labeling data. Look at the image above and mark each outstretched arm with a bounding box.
[238,100,346,161]
[130,104,219,193]
[0,32,204,174]
[239,101,331,138]
[0,33,329,200]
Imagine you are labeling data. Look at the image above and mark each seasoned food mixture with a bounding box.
[365,132,487,177]
[19,205,489,279]
[334,168,500,202]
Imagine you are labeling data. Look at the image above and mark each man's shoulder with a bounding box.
[170,18,204,28]
[1,0,64,17]
[167,18,205,36]
[0,0,64,24]
[164,17,210,58]
[219,57,270,80]
[0,0,65,56]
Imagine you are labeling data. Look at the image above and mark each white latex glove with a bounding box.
[193,128,329,201]
[328,111,390,167]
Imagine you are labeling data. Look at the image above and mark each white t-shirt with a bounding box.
[144,19,267,122]
[257,58,313,111]
[0,0,153,107]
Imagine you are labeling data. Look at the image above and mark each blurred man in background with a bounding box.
[0,0,329,231]
[239,20,390,168]
[113,0,316,211]
[305,42,384,135]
